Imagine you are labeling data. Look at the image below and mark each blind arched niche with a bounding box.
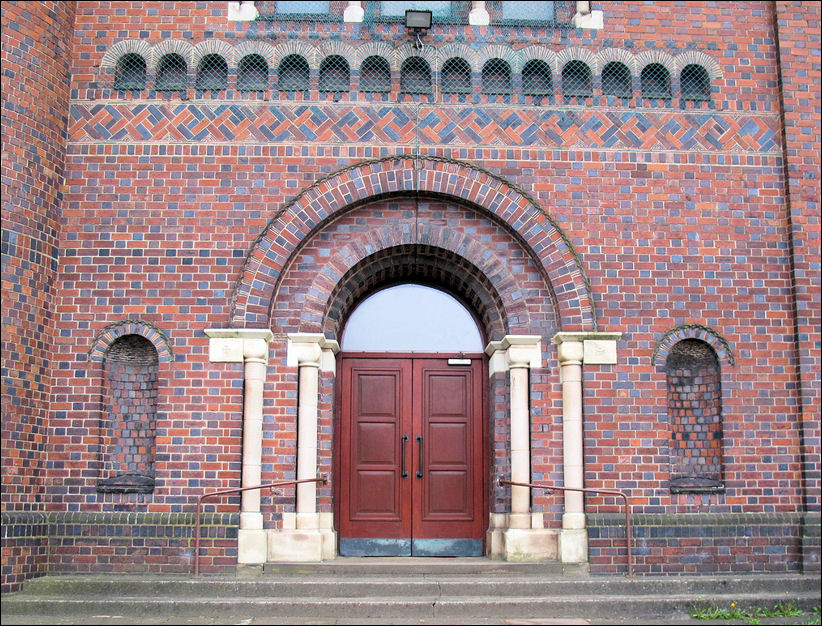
[666,338,724,492]
[97,334,159,493]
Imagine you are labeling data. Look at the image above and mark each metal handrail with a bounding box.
[193,476,327,577]
[498,478,634,577]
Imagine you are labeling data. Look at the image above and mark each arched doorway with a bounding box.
[219,160,605,563]
[337,285,487,556]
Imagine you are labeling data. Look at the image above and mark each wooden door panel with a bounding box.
[355,421,397,465]
[426,470,469,515]
[340,359,411,540]
[352,470,401,516]
[428,422,468,464]
[413,359,483,541]
[340,356,484,554]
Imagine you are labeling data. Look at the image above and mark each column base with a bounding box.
[267,512,337,561]
[559,528,589,564]
[237,528,267,565]
[486,513,558,561]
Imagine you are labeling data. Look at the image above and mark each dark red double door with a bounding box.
[339,356,485,556]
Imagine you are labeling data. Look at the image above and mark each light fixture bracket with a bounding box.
[405,9,432,51]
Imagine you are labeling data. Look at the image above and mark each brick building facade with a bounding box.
[1,1,819,592]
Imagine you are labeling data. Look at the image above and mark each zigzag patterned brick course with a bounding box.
[68,102,781,153]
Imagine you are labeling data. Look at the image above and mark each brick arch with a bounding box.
[296,221,534,341]
[652,323,735,368]
[321,246,511,344]
[230,155,595,331]
[89,319,174,363]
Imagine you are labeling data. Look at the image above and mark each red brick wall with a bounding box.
[1,0,76,591]
[774,0,821,512]
[774,0,822,572]
[1,1,819,583]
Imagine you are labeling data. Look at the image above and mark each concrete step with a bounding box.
[3,589,820,620]
[3,561,820,623]
[13,572,818,599]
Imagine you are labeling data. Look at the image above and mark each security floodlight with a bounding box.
[405,9,432,32]
[405,9,432,50]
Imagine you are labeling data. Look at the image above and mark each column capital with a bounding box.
[343,1,364,23]
[552,332,622,365]
[469,1,490,25]
[205,328,274,362]
[287,333,340,369]
[485,335,542,371]
[228,1,259,22]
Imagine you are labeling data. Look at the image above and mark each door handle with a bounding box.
[416,435,423,478]
[401,435,409,478]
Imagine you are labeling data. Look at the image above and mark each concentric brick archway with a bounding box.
[231,154,596,331]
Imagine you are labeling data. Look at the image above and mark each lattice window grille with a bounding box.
[562,60,592,97]
[641,63,671,99]
[501,0,556,23]
[400,57,432,94]
[372,1,459,22]
[360,56,391,93]
[319,55,351,92]
[441,58,471,94]
[522,59,552,96]
[114,53,147,90]
[482,59,512,95]
[274,0,331,15]
[681,64,711,100]
[238,54,269,91]
[156,54,188,90]
[601,61,631,97]
[196,54,228,90]
[278,54,310,91]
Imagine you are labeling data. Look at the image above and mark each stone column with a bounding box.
[552,331,621,564]
[267,333,339,561]
[485,335,555,561]
[344,1,364,22]
[469,1,490,25]
[204,328,274,565]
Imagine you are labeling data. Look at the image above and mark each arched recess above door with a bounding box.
[230,155,596,331]
[317,242,518,343]
[341,284,484,352]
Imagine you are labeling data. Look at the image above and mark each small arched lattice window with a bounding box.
[441,58,471,94]
[98,334,159,494]
[681,64,711,100]
[601,61,631,97]
[196,54,228,90]
[482,59,512,94]
[562,60,592,97]
[278,54,310,91]
[360,56,391,93]
[666,339,724,492]
[114,53,146,90]
[156,53,188,90]
[238,54,269,91]
[319,55,350,92]
[400,57,432,94]
[522,59,552,96]
[641,63,671,98]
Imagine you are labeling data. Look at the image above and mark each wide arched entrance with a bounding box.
[337,285,486,556]
[209,157,617,566]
